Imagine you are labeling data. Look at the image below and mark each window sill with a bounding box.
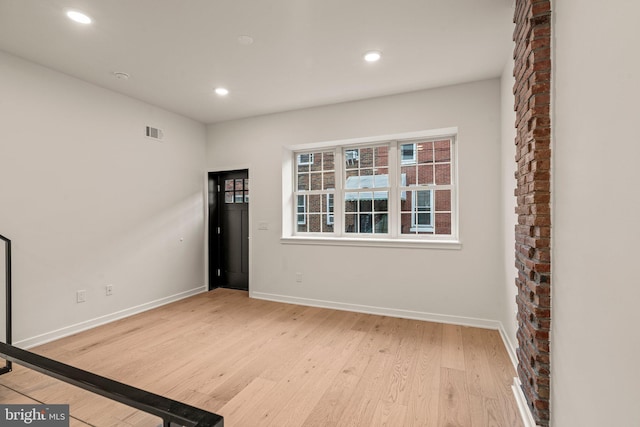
[280,236,462,250]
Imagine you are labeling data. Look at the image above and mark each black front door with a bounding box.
[208,170,249,291]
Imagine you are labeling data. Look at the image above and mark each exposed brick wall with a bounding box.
[513,0,552,425]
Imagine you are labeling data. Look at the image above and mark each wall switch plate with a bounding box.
[295,272,303,283]
[106,284,113,296]
[258,221,268,230]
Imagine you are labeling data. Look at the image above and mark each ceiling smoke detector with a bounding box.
[113,72,130,80]
[237,35,254,45]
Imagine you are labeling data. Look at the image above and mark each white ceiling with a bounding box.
[0,0,514,124]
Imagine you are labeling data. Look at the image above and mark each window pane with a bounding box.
[417,190,431,207]
[360,147,374,168]
[345,193,358,212]
[435,212,452,234]
[373,191,388,212]
[297,221,307,232]
[401,143,416,163]
[374,214,388,233]
[375,146,389,167]
[310,172,322,190]
[345,149,359,168]
[435,189,451,211]
[359,194,373,213]
[400,190,413,211]
[359,214,373,233]
[322,215,334,232]
[360,168,373,177]
[417,164,434,185]
[323,152,335,170]
[417,141,434,163]
[434,140,451,162]
[401,166,416,186]
[309,194,321,213]
[323,172,335,189]
[297,173,309,191]
[225,192,234,203]
[345,214,357,233]
[345,170,359,189]
[400,213,412,234]
[310,153,323,171]
[298,153,313,165]
[309,214,321,232]
[434,164,451,185]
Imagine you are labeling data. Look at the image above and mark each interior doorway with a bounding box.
[208,169,249,291]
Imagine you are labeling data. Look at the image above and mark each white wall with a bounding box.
[206,79,505,324]
[500,58,518,356]
[0,51,207,344]
[552,2,640,426]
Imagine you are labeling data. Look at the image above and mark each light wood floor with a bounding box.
[0,289,523,427]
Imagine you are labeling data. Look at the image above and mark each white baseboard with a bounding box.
[16,286,207,349]
[250,291,502,330]
[512,377,542,427]
[498,324,518,370]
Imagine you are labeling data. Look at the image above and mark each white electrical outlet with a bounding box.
[106,284,113,296]
[76,290,86,303]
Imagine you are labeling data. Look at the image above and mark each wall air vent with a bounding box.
[145,126,163,140]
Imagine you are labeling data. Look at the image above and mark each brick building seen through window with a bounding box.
[294,137,454,238]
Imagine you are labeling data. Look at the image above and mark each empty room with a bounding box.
[1,1,639,426]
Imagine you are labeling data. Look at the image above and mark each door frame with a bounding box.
[204,167,253,292]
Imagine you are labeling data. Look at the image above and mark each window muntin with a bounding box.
[292,135,455,240]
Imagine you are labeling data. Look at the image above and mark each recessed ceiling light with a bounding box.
[364,50,382,63]
[66,10,92,24]
[215,87,229,96]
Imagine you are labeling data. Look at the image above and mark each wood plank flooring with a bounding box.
[0,289,523,427]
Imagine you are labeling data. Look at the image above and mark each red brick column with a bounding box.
[513,0,552,425]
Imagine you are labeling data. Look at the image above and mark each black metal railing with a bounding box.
[0,233,11,375]
[0,233,223,426]
[0,343,223,426]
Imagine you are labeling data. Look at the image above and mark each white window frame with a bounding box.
[282,128,460,249]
